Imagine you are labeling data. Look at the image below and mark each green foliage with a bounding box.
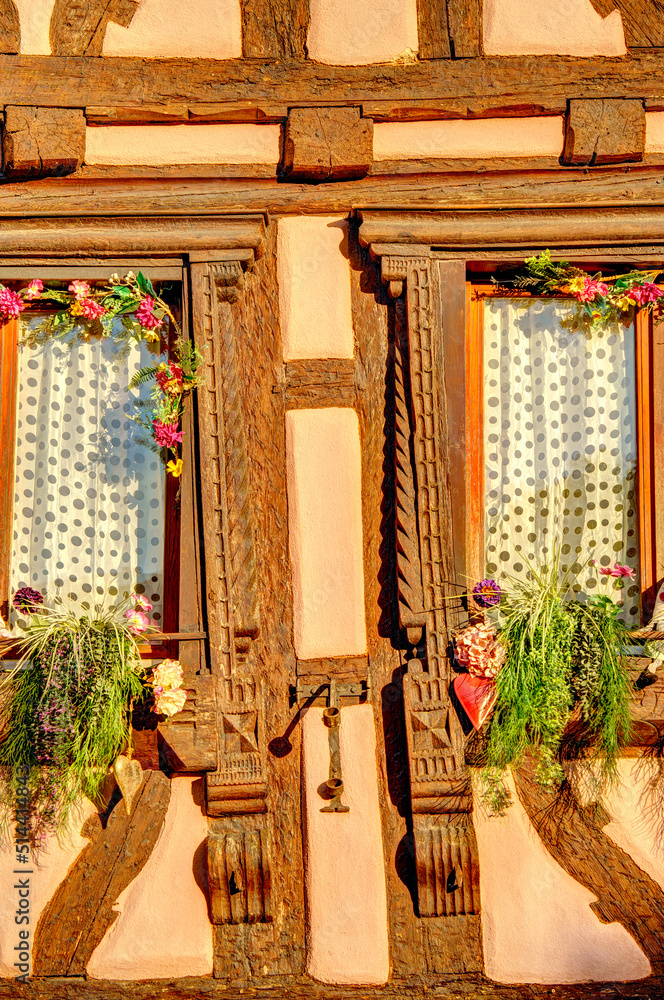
[0,598,148,842]
[481,561,633,815]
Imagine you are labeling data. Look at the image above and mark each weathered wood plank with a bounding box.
[0,52,662,110]
[447,0,482,57]
[50,0,139,56]
[3,107,85,179]
[240,0,309,58]
[562,98,645,166]
[33,770,171,976]
[0,0,19,54]
[416,0,451,59]
[282,107,373,183]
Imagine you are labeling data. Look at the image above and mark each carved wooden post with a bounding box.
[375,246,482,957]
[190,255,272,974]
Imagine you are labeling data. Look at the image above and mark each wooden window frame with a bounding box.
[465,277,664,624]
[0,267,184,658]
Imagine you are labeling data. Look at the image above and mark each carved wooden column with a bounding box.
[190,251,274,973]
[364,233,482,964]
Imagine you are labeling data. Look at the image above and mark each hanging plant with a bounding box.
[0,272,205,479]
[453,558,634,815]
[494,249,664,329]
[0,590,188,841]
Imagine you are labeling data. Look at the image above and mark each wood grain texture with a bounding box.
[33,770,171,976]
[589,0,664,47]
[282,107,372,183]
[447,0,482,57]
[515,760,664,974]
[240,0,309,58]
[3,107,85,179]
[6,975,664,998]
[416,0,451,59]
[0,52,663,110]
[0,0,18,53]
[562,99,645,166]
[50,0,139,56]
[281,358,359,408]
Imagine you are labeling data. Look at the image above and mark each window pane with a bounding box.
[10,319,166,622]
[483,297,639,618]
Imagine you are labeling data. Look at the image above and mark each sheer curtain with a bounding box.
[483,297,640,619]
[10,319,166,624]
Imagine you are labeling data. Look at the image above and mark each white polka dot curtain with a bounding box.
[10,320,166,624]
[483,297,640,619]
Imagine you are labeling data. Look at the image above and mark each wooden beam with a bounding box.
[589,0,664,47]
[416,0,452,59]
[33,770,171,975]
[447,0,482,57]
[0,52,661,110]
[240,0,309,58]
[50,0,139,56]
[562,98,645,166]
[282,107,373,182]
[3,107,86,178]
[0,0,19,54]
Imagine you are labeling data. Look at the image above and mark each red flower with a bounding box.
[136,295,163,331]
[155,362,184,396]
[627,282,664,305]
[80,298,106,320]
[152,419,183,448]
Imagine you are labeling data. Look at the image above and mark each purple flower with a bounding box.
[472,578,502,608]
[12,587,44,612]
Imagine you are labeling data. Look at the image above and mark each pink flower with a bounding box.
[125,609,149,634]
[0,288,25,318]
[136,296,163,331]
[455,621,506,680]
[24,279,43,301]
[614,563,636,580]
[152,419,183,449]
[626,282,663,305]
[80,298,106,320]
[68,280,90,299]
[574,278,609,303]
[131,593,153,612]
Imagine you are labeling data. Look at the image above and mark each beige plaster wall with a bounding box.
[87,776,212,980]
[85,124,280,166]
[14,0,54,55]
[103,0,242,58]
[373,117,565,160]
[483,0,626,55]
[278,217,354,361]
[286,408,367,661]
[307,0,418,65]
[646,113,664,153]
[301,705,389,984]
[0,799,97,978]
[473,769,652,984]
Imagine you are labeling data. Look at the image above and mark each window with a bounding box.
[466,273,664,623]
[0,272,183,649]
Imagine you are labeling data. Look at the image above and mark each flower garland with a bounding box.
[496,250,664,329]
[1,272,204,479]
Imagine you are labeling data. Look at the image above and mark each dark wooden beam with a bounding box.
[447,0,482,57]
[279,358,358,407]
[3,107,86,178]
[50,0,139,56]
[240,0,309,58]
[0,52,661,110]
[282,107,372,182]
[589,0,664,47]
[416,0,452,59]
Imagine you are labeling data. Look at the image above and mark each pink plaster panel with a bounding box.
[86,776,212,980]
[14,0,55,54]
[307,0,418,65]
[277,217,354,361]
[646,113,664,153]
[286,408,367,660]
[103,0,242,58]
[472,771,651,984]
[301,705,389,984]
[0,800,97,979]
[85,124,280,166]
[373,117,565,160]
[602,760,664,891]
[483,0,625,55]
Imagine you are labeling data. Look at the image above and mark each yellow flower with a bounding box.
[154,687,187,717]
[167,458,183,478]
[144,330,161,343]
[568,277,585,293]
[153,658,183,690]
[70,300,83,316]
[613,295,631,311]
